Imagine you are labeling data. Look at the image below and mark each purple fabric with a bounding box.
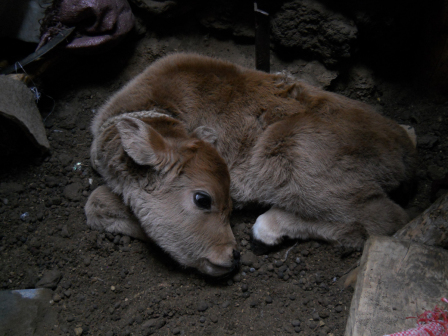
[54,0,134,51]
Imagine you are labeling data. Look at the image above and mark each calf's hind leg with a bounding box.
[85,185,148,241]
[251,207,368,253]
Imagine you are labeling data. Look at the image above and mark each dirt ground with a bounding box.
[1,9,448,336]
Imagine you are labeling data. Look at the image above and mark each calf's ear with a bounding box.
[192,126,218,146]
[116,117,174,170]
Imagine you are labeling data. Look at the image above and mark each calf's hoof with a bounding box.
[250,237,273,256]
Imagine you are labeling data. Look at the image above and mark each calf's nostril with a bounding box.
[232,249,240,261]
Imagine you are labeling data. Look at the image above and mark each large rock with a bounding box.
[0,76,50,154]
[272,0,357,66]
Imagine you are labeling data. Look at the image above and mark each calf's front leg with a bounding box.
[85,185,149,241]
[251,207,368,254]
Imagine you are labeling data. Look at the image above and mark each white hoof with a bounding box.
[252,213,282,246]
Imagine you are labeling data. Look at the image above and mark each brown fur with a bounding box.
[86,53,417,276]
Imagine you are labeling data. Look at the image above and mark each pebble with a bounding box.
[210,315,218,323]
[63,183,82,201]
[74,327,83,336]
[221,301,230,308]
[120,236,131,245]
[60,225,70,238]
[265,296,273,304]
[83,257,91,266]
[301,250,309,256]
[53,293,61,302]
[240,251,257,266]
[291,320,301,327]
[199,316,206,323]
[172,328,181,335]
[35,270,62,290]
[241,284,249,292]
[335,306,343,313]
[197,302,208,312]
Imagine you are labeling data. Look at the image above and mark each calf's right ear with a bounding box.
[116,117,176,170]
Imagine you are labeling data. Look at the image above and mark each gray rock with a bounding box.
[197,302,208,312]
[120,236,131,245]
[418,135,439,149]
[0,76,50,153]
[142,318,166,330]
[58,153,72,166]
[240,251,257,266]
[36,270,62,289]
[272,0,357,66]
[64,183,83,201]
[221,301,230,308]
[0,182,24,194]
[61,225,70,238]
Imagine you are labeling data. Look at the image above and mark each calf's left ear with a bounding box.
[192,126,218,146]
[116,117,177,170]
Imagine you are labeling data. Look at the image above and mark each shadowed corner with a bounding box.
[250,235,274,256]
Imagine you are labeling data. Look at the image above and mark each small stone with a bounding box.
[418,135,439,149]
[295,257,301,264]
[241,284,249,292]
[61,225,70,238]
[335,306,343,313]
[210,315,218,323]
[35,270,62,289]
[313,312,320,320]
[291,320,301,327]
[74,327,83,336]
[64,290,72,298]
[274,260,283,267]
[249,300,258,307]
[233,274,241,282]
[240,251,257,266]
[319,311,329,319]
[172,328,181,335]
[120,236,131,245]
[199,316,206,323]
[301,250,309,256]
[265,296,273,304]
[111,286,116,291]
[83,257,91,266]
[53,293,61,302]
[197,302,208,312]
[221,301,230,308]
[64,183,83,201]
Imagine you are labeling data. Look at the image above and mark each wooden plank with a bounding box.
[345,236,448,336]
[394,193,448,249]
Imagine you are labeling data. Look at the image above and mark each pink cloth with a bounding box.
[385,298,448,336]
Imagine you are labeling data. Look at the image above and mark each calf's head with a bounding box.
[115,116,238,277]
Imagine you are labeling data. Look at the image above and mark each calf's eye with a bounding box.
[194,192,212,210]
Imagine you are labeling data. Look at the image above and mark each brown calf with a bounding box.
[85,53,417,276]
